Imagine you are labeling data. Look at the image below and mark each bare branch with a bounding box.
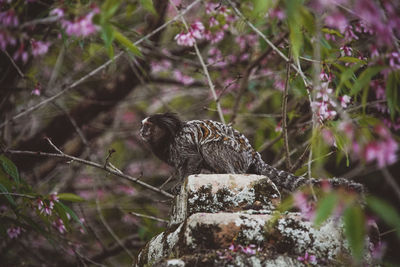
[129,211,168,224]
[6,149,174,199]
[282,52,292,170]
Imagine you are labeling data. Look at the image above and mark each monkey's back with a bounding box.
[172,120,260,174]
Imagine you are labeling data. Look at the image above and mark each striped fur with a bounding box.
[140,113,364,193]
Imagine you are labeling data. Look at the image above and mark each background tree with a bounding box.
[0,0,399,265]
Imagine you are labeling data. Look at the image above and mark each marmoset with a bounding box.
[140,112,364,193]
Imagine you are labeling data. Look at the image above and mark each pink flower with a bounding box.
[364,137,398,167]
[174,32,196,46]
[173,70,194,85]
[209,17,219,27]
[50,8,64,18]
[240,244,257,255]
[190,21,205,39]
[150,60,171,73]
[62,8,99,37]
[7,226,22,239]
[340,45,353,57]
[32,82,41,96]
[293,192,315,221]
[205,2,219,15]
[0,10,19,27]
[31,40,51,57]
[53,218,67,234]
[339,95,351,108]
[322,128,336,147]
[13,43,29,63]
[297,251,317,265]
[324,12,348,32]
[205,30,224,44]
[388,52,400,69]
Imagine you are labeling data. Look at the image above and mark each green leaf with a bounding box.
[102,0,121,19]
[367,196,400,238]
[251,0,273,18]
[386,70,400,120]
[285,0,303,60]
[57,193,85,202]
[338,57,366,64]
[54,202,70,230]
[337,63,363,92]
[0,183,16,206]
[351,66,383,95]
[343,205,365,262]
[314,193,338,227]
[0,155,20,184]
[140,0,157,15]
[57,201,85,230]
[114,30,143,57]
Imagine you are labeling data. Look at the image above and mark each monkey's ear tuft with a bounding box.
[148,112,183,136]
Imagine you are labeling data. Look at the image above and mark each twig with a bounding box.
[169,0,226,124]
[6,149,174,199]
[95,188,135,260]
[0,192,35,199]
[382,167,400,203]
[129,211,168,224]
[159,175,174,189]
[282,51,292,170]
[0,0,202,130]
[2,49,25,78]
[45,137,64,155]
[289,143,311,173]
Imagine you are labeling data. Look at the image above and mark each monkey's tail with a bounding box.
[253,153,365,193]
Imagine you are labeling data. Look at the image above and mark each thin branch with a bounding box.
[0,0,202,130]
[129,211,168,224]
[2,49,25,78]
[169,0,225,123]
[282,51,292,170]
[0,192,35,199]
[5,149,174,199]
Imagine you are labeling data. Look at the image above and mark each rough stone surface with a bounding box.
[169,174,280,227]
[136,174,374,267]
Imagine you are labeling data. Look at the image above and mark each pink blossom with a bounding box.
[13,43,28,63]
[293,192,315,221]
[269,7,285,20]
[205,2,219,15]
[240,244,257,255]
[62,8,99,37]
[316,84,333,102]
[371,80,386,100]
[50,8,64,18]
[340,45,353,57]
[7,226,22,239]
[209,17,219,27]
[0,30,16,50]
[190,21,205,39]
[32,82,41,96]
[273,78,285,91]
[174,32,196,46]
[150,60,172,73]
[322,128,336,147]
[339,121,354,139]
[343,25,359,41]
[297,251,317,265]
[0,10,19,27]
[205,30,224,44]
[31,40,51,57]
[275,122,282,132]
[388,52,400,69]
[339,95,351,108]
[324,12,348,32]
[364,136,398,167]
[53,218,67,234]
[173,70,194,85]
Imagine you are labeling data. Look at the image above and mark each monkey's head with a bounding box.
[140,113,183,145]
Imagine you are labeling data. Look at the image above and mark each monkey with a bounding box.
[140,112,364,194]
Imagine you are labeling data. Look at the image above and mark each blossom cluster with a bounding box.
[174,2,236,47]
[52,7,100,38]
[37,193,59,216]
[311,79,351,123]
[217,243,260,261]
